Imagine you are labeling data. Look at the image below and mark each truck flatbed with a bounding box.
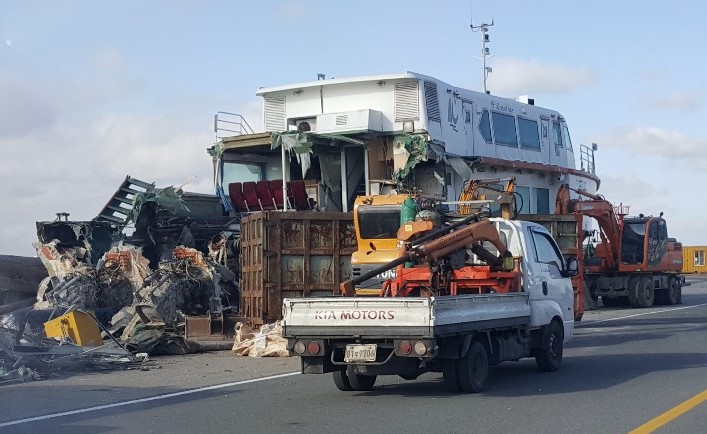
[282,293,531,339]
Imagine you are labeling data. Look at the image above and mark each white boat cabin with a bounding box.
[211,72,599,215]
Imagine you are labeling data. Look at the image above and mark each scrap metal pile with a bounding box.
[0,176,241,382]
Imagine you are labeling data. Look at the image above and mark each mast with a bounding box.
[470,1,494,94]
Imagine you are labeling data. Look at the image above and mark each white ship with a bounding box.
[212,71,599,215]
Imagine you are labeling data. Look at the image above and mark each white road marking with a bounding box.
[577,302,707,328]
[0,371,301,427]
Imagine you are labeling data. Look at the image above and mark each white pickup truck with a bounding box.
[282,218,578,392]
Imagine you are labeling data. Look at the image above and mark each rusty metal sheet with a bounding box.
[184,313,244,341]
[240,211,355,326]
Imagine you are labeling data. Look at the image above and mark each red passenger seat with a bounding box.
[228,182,248,212]
[242,181,262,211]
[256,180,276,210]
[289,180,312,210]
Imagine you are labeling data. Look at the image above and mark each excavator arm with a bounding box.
[555,183,623,269]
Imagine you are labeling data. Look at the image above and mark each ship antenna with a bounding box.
[470,0,495,94]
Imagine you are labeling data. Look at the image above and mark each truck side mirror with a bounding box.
[561,257,579,278]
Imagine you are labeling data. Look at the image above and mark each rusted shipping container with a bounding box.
[682,246,707,274]
[240,211,356,326]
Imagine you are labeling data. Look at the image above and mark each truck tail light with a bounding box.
[293,341,306,355]
[307,341,321,355]
[413,341,427,356]
[399,340,412,355]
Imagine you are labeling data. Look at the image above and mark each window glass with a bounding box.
[357,205,402,239]
[478,109,492,143]
[561,123,573,151]
[695,250,705,267]
[658,219,668,240]
[552,122,563,147]
[621,222,645,264]
[531,230,563,270]
[518,117,540,150]
[534,187,550,214]
[492,112,518,147]
[515,186,530,214]
[222,161,262,189]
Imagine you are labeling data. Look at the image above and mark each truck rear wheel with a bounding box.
[628,276,640,308]
[665,278,681,305]
[333,369,353,391]
[535,320,563,372]
[443,359,462,392]
[635,277,655,308]
[346,366,377,391]
[456,341,488,393]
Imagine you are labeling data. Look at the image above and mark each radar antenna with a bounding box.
[471,1,495,94]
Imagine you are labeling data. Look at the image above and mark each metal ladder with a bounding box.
[96,176,155,225]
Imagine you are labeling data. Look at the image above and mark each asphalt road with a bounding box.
[3,276,707,434]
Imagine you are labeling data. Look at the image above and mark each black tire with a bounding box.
[535,320,564,372]
[457,341,489,393]
[346,366,376,391]
[443,358,462,392]
[635,277,655,308]
[628,276,640,308]
[333,369,353,391]
[665,278,681,305]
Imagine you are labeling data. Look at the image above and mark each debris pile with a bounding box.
[0,176,241,381]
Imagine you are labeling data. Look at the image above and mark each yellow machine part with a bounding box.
[44,311,104,346]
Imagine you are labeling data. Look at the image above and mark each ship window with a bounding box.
[518,117,540,150]
[492,112,518,147]
[478,109,492,143]
[561,123,573,151]
[534,187,550,214]
[552,122,563,147]
[222,161,262,188]
[515,186,530,214]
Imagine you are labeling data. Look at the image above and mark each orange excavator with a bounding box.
[340,214,518,298]
[555,184,684,308]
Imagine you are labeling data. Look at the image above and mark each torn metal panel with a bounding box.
[392,133,432,181]
[391,134,474,186]
[184,312,244,349]
[33,242,99,309]
[36,220,121,267]
[96,176,156,226]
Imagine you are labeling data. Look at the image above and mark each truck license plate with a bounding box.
[344,344,377,362]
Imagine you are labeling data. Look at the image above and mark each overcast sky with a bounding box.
[2,1,706,257]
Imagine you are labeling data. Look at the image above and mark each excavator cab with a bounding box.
[620,216,680,271]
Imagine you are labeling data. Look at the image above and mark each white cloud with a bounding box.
[0,76,58,138]
[277,1,308,19]
[488,57,599,95]
[0,111,216,257]
[640,92,699,112]
[598,126,707,170]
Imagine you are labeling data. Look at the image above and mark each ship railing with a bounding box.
[214,111,254,140]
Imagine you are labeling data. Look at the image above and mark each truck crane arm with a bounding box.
[340,216,512,296]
